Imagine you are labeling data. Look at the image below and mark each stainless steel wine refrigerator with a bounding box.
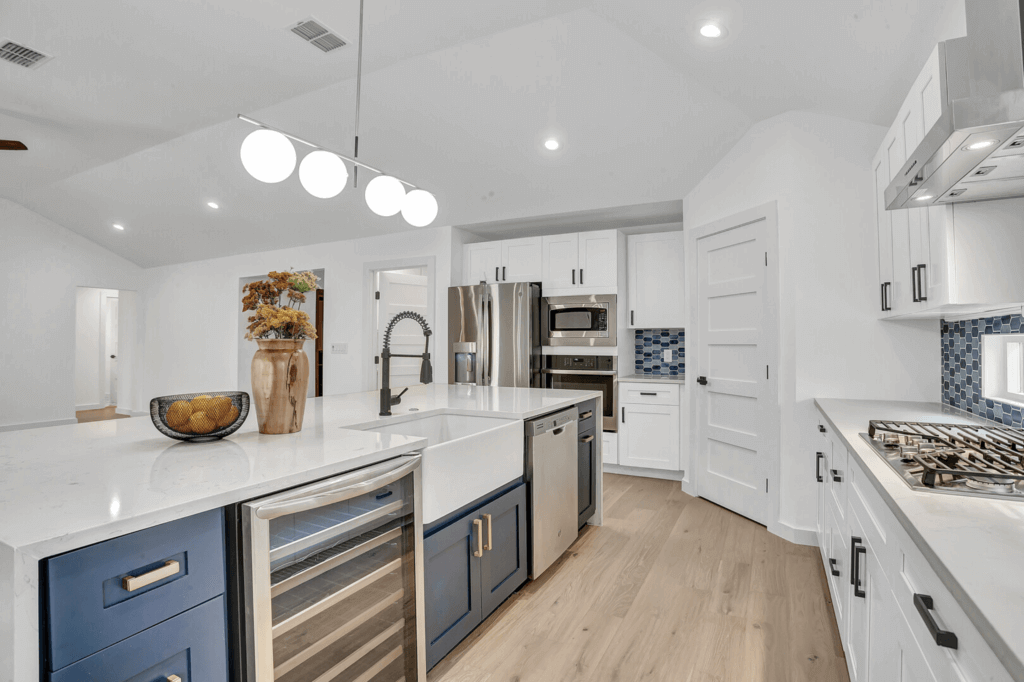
[234,455,426,681]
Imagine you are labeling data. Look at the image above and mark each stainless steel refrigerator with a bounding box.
[448,283,542,388]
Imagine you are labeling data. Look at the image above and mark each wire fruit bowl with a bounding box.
[150,391,250,442]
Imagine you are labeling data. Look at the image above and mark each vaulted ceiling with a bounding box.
[1,0,964,267]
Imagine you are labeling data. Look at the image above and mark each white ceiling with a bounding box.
[1,0,965,267]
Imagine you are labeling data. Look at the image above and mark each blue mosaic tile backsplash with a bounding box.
[942,314,1024,427]
[634,329,685,376]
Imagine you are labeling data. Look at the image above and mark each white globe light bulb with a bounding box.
[240,129,296,184]
[401,190,439,227]
[365,175,406,217]
[299,150,349,199]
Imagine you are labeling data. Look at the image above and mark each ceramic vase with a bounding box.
[251,339,309,434]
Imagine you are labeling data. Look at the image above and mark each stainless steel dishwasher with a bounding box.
[525,407,579,579]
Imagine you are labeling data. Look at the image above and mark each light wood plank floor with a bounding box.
[429,473,849,682]
[76,406,130,423]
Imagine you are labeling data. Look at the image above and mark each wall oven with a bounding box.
[541,295,616,347]
[239,455,426,681]
[542,355,617,432]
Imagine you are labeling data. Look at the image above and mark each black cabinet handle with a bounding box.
[640,392,657,396]
[503,266,506,281]
[495,266,499,282]
[884,282,892,311]
[912,266,920,302]
[829,558,840,577]
[850,537,862,586]
[816,452,824,483]
[831,469,842,483]
[572,269,576,285]
[917,264,927,301]
[631,310,635,326]
[621,407,626,423]
[580,268,584,285]
[913,594,958,649]
[696,376,708,386]
[853,546,866,598]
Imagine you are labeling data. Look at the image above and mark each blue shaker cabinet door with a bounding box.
[49,595,228,682]
[44,508,226,671]
[479,483,528,618]
[424,514,482,670]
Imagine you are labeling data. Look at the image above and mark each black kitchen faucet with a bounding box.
[379,311,433,416]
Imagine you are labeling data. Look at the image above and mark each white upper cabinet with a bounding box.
[873,44,1024,318]
[627,232,685,329]
[465,242,503,285]
[500,237,543,283]
[578,231,618,288]
[541,233,579,290]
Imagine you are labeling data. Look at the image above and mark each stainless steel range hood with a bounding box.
[885,0,1024,210]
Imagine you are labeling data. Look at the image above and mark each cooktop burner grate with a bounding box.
[866,420,1024,493]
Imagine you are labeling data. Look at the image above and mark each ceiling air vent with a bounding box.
[0,40,53,69]
[289,18,347,53]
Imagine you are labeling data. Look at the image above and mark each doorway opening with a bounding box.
[75,287,137,423]
[365,260,436,392]
[237,269,325,398]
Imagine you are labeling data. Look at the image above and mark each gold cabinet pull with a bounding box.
[581,435,595,443]
[473,519,483,557]
[167,676,182,682]
[483,514,493,551]
[580,411,593,420]
[122,560,180,592]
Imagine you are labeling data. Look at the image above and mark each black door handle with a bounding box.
[831,469,842,483]
[829,558,840,577]
[696,376,708,386]
[818,425,826,433]
[850,537,862,586]
[853,545,866,598]
[816,452,824,483]
[110,355,116,359]
[913,594,958,649]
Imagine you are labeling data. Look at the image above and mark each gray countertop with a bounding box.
[815,398,1024,681]
[619,373,686,385]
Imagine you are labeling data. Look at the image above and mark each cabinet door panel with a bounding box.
[501,237,543,283]
[465,243,502,285]
[826,503,849,637]
[542,234,580,290]
[578,231,617,288]
[628,233,685,328]
[620,404,680,470]
[875,152,895,317]
[578,430,596,529]
[424,516,482,670]
[479,484,528,617]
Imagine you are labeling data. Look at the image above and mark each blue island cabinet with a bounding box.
[42,508,229,681]
[424,482,528,670]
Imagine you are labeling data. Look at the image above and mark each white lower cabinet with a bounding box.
[602,432,617,466]
[617,383,681,471]
[813,409,1011,682]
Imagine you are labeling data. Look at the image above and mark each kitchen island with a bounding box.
[0,384,601,682]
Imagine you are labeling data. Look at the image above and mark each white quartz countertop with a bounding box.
[0,384,599,560]
[619,373,686,384]
[815,399,1024,680]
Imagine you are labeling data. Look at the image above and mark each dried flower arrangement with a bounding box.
[242,270,320,340]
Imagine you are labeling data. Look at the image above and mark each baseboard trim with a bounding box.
[75,403,104,411]
[0,418,78,433]
[603,464,685,482]
[115,408,147,417]
[770,521,817,547]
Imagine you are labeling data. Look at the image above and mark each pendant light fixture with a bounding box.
[237,0,437,225]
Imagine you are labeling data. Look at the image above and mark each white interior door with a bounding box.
[695,214,773,525]
[105,296,119,405]
[377,271,430,389]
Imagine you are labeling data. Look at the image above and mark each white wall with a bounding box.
[683,111,938,539]
[0,200,142,430]
[140,226,454,401]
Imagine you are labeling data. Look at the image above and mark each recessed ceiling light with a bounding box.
[544,139,560,151]
[965,140,998,151]
[700,23,723,38]
[914,195,934,201]
[112,223,125,231]
[207,201,220,209]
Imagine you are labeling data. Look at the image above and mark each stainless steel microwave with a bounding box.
[541,295,616,347]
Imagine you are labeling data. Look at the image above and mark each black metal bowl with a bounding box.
[150,391,249,442]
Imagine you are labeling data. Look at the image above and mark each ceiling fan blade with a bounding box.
[0,140,28,151]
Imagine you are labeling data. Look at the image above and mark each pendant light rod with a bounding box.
[236,114,421,190]
[353,0,365,188]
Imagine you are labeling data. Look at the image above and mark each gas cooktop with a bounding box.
[859,420,1024,500]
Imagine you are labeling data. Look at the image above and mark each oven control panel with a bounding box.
[546,355,616,371]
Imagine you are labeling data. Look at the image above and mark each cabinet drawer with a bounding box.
[621,383,679,406]
[577,398,599,434]
[50,595,228,681]
[45,508,226,671]
[892,531,1012,682]
[846,458,898,591]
